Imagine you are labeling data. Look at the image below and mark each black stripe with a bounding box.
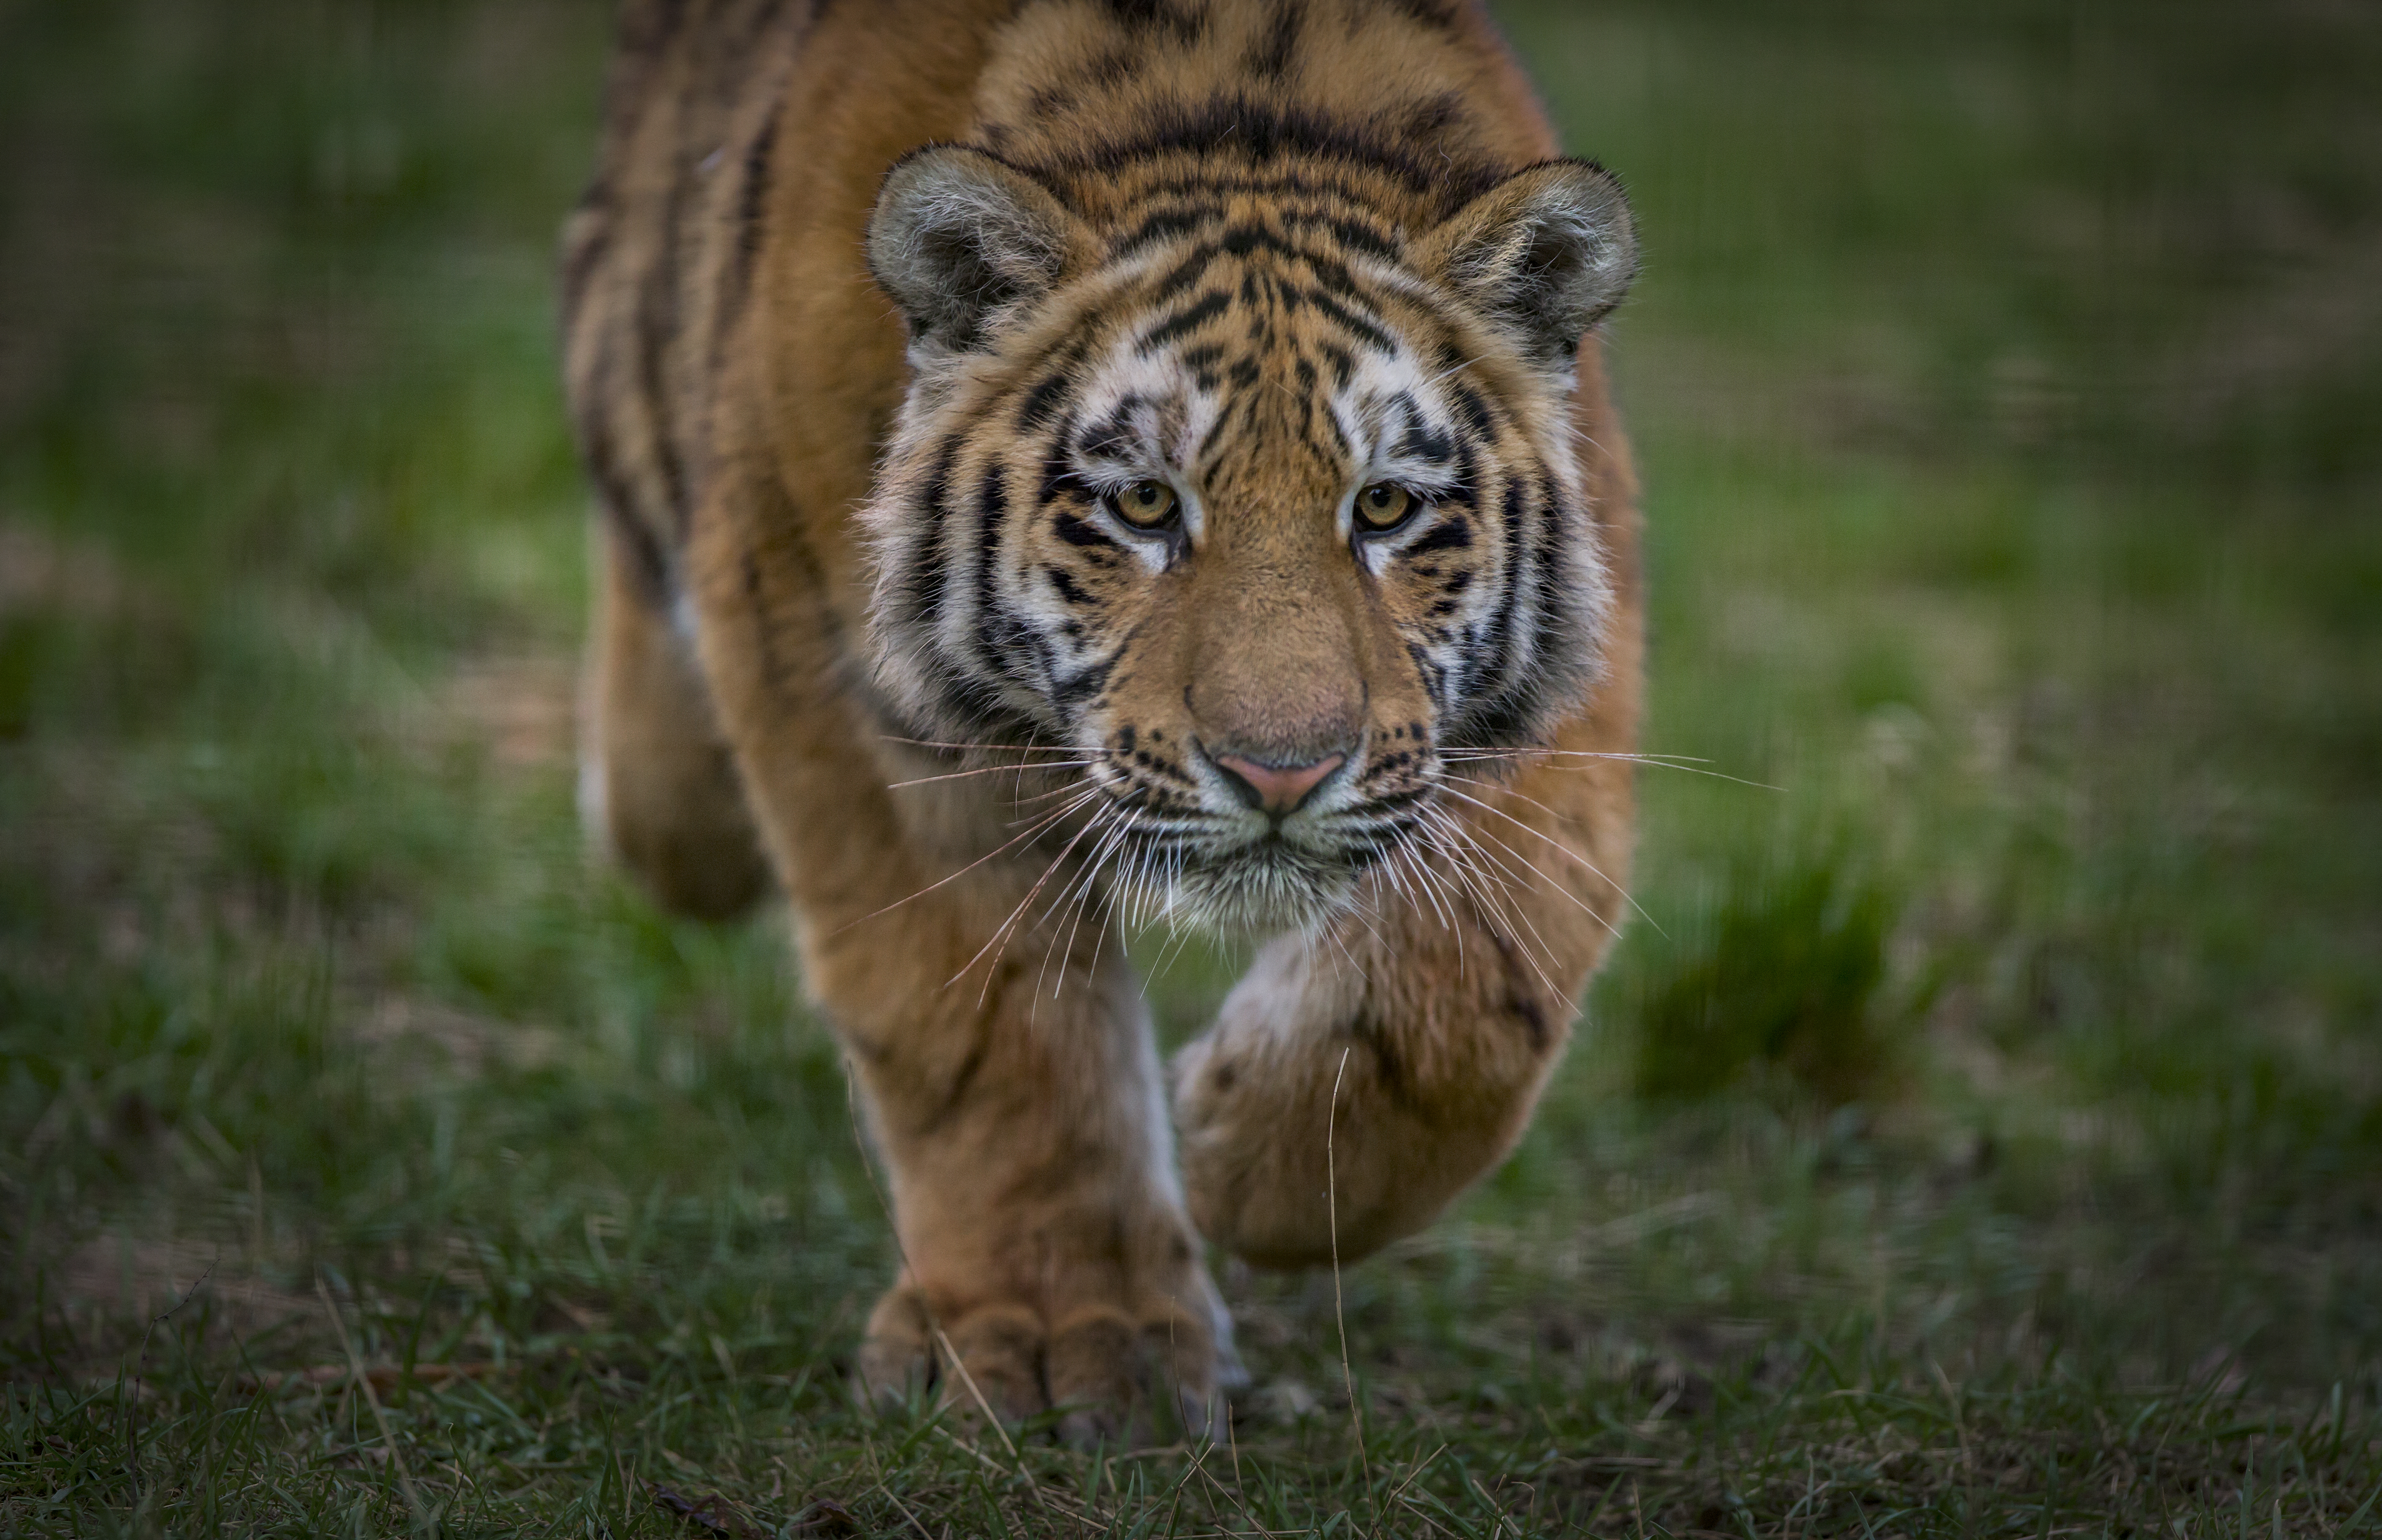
[1046,565,1099,608]
[1307,289,1396,354]
[636,167,692,535]
[1247,0,1301,82]
[1450,382,1496,437]
[1323,217,1399,261]
[1220,223,1270,256]
[1396,419,1456,466]
[1054,509,1119,549]
[1014,334,1093,432]
[1451,691,1539,752]
[1017,367,1078,430]
[1383,0,1461,30]
[1054,647,1122,711]
[1487,478,1529,691]
[1119,207,1216,259]
[1070,96,1503,212]
[728,97,782,303]
[1195,407,1237,463]
[1406,639,1447,710]
[1446,442,1481,509]
[1526,478,1562,648]
[1160,222,1361,296]
[1452,485,1517,712]
[1102,0,1209,45]
[901,437,964,627]
[598,475,673,612]
[1181,342,1224,391]
[1076,396,1146,458]
[1147,243,1222,303]
[1312,388,1351,458]
[1137,290,1230,353]
[1037,435,1081,506]
[1117,173,1398,221]
[973,462,1014,678]
[575,334,674,611]
[1402,91,1467,142]
[558,198,612,330]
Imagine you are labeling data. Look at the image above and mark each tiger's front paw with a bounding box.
[1173,1016,1376,1269]
[854,1234,1237,1447]
[1173,934,1558,1269]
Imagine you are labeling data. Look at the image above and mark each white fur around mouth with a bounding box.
[1123,839,1363,937]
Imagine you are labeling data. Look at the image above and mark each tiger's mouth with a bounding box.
[1129,840,1361,935]
[1103,799,1416,936]
[1036,721,1449,936]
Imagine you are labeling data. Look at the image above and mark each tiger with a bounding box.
[562,0,1643,1441]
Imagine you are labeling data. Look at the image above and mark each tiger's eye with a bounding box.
[1111,480,1179,528]
[1354,482,1415,530]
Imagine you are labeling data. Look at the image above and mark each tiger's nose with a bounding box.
[1212,752,1345,818]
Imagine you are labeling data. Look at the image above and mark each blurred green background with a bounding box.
[2,1,2377,1533]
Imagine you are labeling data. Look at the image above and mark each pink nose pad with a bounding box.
[1212,753,1346,817]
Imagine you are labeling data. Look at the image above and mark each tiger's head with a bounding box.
[861,141,1635,932]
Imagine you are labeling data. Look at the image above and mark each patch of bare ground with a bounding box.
[350,994,565,1083]
[6,1232,320,1383]
[0,520,139,621]
[49,1236,307,1333]
[432,649,577,773]
[2146,219,2382,432]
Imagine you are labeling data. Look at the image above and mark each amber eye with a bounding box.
[1354,482,1416,531]
[1109,479,1179,529]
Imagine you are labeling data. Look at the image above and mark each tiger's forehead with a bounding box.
[1059,240,1468,491]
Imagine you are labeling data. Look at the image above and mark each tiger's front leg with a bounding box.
[1172,748,1633,1268]
[690,501,1232,1448]
[793,839,1234,1445]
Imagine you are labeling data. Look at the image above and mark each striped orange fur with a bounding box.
[564,0,1643,1440]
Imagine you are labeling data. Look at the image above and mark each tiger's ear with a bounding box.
[868,146,1079,354]
[1421,160,1638,375]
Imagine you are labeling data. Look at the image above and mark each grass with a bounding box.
[2,0,2378,1533]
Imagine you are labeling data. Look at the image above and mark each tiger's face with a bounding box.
[864,150,1635,931]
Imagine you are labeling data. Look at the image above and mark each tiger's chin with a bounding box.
[1127,840,1371,939]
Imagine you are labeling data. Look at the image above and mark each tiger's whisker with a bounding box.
[1038,809,1138,1000]
[879,735,1092,757]
[1003,781,1106,828]
[1441,748,1711,764]
[1420,809,1565,998]
[886,760,1097,790]
[1429,790,1619,971]
[1438,779,1660,938]
[1440,748,1779,792]
[952,800,1117,996]
[1433,785,1626,944]
[832,793,1091,936]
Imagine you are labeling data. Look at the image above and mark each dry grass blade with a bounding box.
[317,1273,428,1531]
[1325,1046,1373,1510]
[873,1481,935,1540]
